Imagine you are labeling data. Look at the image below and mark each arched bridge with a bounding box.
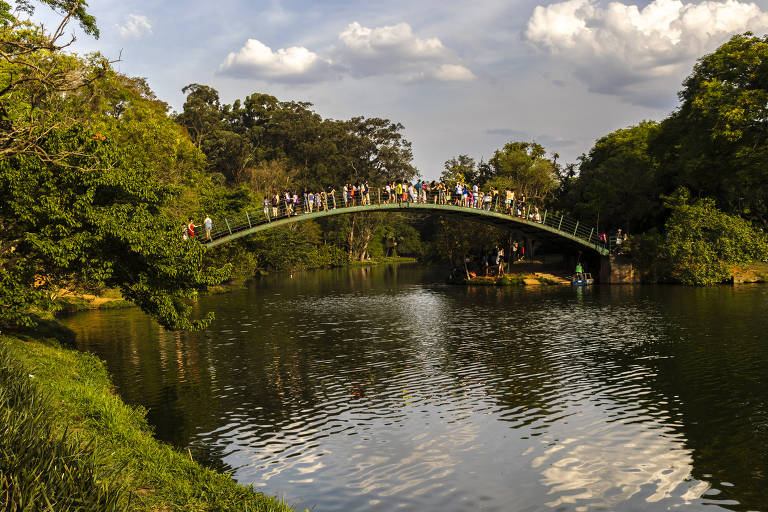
[204,192,611,256]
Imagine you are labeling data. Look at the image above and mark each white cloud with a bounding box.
[336,22,472,81]
[117,14,152,39]
[407,64,476,82]
[218,22,474,84]
[339,22,445,59]
[525,0,768,106]
[218,39,334,82]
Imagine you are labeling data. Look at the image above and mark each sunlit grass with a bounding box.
[1,333,295,512]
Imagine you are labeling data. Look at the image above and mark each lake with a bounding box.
[62,265,768,511]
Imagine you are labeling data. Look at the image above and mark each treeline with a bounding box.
[2,0,768,335]
[554,34,768,284]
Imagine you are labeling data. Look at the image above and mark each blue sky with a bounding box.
[32,0,768,178]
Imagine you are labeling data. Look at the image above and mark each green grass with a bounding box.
[54,296,136,314]
[349,256,418,266]
[1,333,295,512]
[0,346,128,511]
[497,275,526,286]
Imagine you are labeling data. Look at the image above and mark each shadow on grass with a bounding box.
[7,316,77,348]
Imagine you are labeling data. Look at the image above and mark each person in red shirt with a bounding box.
[187,219,196,238]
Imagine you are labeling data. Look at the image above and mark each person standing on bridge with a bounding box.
[204,214,212,241]
[187,219,196,239]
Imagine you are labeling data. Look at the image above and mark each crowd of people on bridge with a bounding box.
[184,180,624,244]
[252,180,546,224]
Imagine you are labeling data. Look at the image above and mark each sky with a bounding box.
[31,0,768,179]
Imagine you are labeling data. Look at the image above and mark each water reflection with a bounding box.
[62,267,768,511]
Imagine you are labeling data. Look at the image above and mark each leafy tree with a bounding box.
[176,85,418,189]
[485,142,558,200]
[441,155,477,185]
[562,122,662,233]
[652,33,768,227]
[0,10,230,329]
[0,124,229,329]
[175,84,223,149]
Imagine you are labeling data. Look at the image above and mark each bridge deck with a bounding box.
[204,194,611,256]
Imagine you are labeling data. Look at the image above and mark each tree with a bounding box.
[441,155,477,185]
[485,142,558,200]
[175,84,223,149]
[176,85,419,190]
[652,33,768,227]
[562,122,662,233]
[0,9,230,329]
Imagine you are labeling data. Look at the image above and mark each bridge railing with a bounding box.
[203,188,613,253]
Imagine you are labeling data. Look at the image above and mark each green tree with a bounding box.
[563,122,662,232]
[652,33,768,227]
[441,155,477,185]
[0,10,230,329]
[485,142,558,200]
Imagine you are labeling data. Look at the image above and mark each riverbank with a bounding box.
[349,256,418,266]
[450,260,571,286]
[0,326,294,512]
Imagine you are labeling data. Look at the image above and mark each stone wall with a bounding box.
[600,254,640,284]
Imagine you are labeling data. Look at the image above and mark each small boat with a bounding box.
[571,272,594,286]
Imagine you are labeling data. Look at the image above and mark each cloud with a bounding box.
[218,39,335,82]
[117,14,152,39]
[525,0,768,106]
[336,22,474,81]
[218,22,474,83]
[407,64,477,83]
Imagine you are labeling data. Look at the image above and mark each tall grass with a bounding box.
[0,347,128,511]
[1,335,296,512]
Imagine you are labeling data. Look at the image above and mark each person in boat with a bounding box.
[575,262,583,274]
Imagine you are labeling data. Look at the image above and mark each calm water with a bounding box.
[62,266,768,511]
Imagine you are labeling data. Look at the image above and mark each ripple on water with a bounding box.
[62,272,768,511]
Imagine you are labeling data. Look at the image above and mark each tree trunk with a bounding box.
[347,215,356,260]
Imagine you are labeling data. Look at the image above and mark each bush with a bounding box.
[662,190,768,285]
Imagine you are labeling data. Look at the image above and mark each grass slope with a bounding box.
[1,331,295,512]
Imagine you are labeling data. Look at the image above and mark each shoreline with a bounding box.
[0,328,295,512]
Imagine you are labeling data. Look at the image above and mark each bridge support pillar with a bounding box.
[600,254,640,284]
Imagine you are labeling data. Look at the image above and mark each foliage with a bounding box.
[0,14,230,330]
[175,87,418,189]
[559,121,662,233]
[370,221,422,259]
[652,33,768,228]
[623,229,665,282]
[485,142,558,200]
[662,189,768,285]
[441,154,477,186]
[0,343,128,511]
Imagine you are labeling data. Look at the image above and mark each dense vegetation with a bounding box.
[2,1,768,333]
[557,33,768,283]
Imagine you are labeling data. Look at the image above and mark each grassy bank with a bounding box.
[0,329,295,512]
[349,256,418,266]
